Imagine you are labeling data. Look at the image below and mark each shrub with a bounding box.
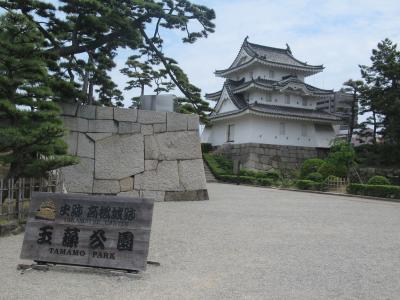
[264,170,280,181]
[300,158,325,178]
[213,154,233,174]
[317,162,337,178]
[256,178,273,186]
[324,175,340,183]
[347,184,400,199]
[368,175,390,185]
[239,169,258,177]
[203,153,232,176]
[355,144,400,167]
[201,143,213,153]
[296,180,324,191]
[306,172,324,182]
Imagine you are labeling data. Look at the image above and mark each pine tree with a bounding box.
[0,13,78,180]
[342,79,364,143]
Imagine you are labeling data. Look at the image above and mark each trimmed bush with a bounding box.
[300,158,325,178]
[239,169,258,177]
[296,180,324,191]
[203,153,232,176]
[201,143,213,153]
[256,178,274,186]
[306,172,324,182]
[317,162,337,178]
[368,175,390,185]
[264,170,280,181]
[347,183,400,199]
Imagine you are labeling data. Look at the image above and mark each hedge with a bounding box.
[347,183,400,199]
[367,175,390,185]
[203,153,232,176]
[296,180,324,191]
[219,175,273,186]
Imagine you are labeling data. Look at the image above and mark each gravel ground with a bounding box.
[1,183,400,300]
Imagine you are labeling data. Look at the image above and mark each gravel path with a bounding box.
[1,183,400,300]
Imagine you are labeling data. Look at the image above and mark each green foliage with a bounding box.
[368,175,391,185]
[355,144,400,167]
[201,143,213,153]
[203,154,232,176]
[317,162,337,178]
[1,0,216,118]
[296,180,324,191]
[327,139,356,171]
[347,183,400,199]
[324,175,340,183]
[306,172,324,182]
[0,13,78,180]
[219,175,273,186]
[300,158,325,178]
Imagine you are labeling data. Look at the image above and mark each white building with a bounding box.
[202,38,342,170]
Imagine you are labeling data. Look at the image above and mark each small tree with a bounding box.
[0,13,77,181]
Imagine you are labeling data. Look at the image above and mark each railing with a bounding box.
[325,177,348,193]
[0,172,63,222]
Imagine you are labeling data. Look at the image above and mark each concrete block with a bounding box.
[63,131,78,155]
[77,133,94,158]
[140,190,165,202]
[137,110,166,124]
[164,190,209,201]
[187,114,199,131]
[141,124,153,135]
[62,116,89,132]
[95,134,144,180]
[96,106,114,120]
[93,179,120,194]
[120,177,134,192]
[59,103,78,116]
[118,122,140,134]
[153,123,166,133]
[61,157,94,194]
[145,132,202,160]
[167,112,188,132]
[114,107,137,122]
[178,159,207,191]
[134,160,180,191]
[88,120,118,133]
[77,105,96,119]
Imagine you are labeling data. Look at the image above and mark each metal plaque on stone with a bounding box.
[20,192,154,271]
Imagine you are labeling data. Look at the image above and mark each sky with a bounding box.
[113,0,400,107]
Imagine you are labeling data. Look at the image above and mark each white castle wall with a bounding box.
[60,104,208,202]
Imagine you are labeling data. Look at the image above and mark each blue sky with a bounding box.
[112,0,400,106]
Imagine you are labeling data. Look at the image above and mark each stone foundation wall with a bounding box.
[357,167,400,185]
[59,104,208,201]
[215,143,328,171]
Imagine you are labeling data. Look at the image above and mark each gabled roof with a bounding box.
[209,103,343,123]
[215,37,324,77]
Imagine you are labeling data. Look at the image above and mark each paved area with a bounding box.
[1,183,400,300]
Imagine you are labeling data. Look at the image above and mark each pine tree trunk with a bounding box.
[372,111,377,144]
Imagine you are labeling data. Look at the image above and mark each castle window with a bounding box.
[227,124,235,142]
[285,95,291,104]
[302,98,308,106]
[269,70,275,79]
[249,71,253,79]
[301,124,308,137]
[279,122,286,135]
[266,93,272,102]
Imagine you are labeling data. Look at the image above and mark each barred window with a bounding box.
[279,122,286,135]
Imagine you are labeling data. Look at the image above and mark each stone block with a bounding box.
[153,123,166,133]
[62,116,89,132]
[167,112,188,132]
[63,131,78,155]
[95,134,144,180]
[96,106,114,120]
[59,103,78,116]
[178,159,207,190]
[114,107,137,122]
[93,179,120,194]
[61,157,94,193]
[120,177,134,192]
[145,132,202,160]
[164,190,209,201]
[77,133,94,158]
[118,122,141,134]
[187,114,199,131]
[140,190,165,202]
[86,133,113,142]
[145,160,158,171]
[137,110,166,124]
[117,190,140,198]
[88,120,118,133]
[134,160,180,191]
[141,124,153,135]
[77,105,96,119]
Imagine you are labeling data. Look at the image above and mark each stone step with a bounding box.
[203,161,218,183]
